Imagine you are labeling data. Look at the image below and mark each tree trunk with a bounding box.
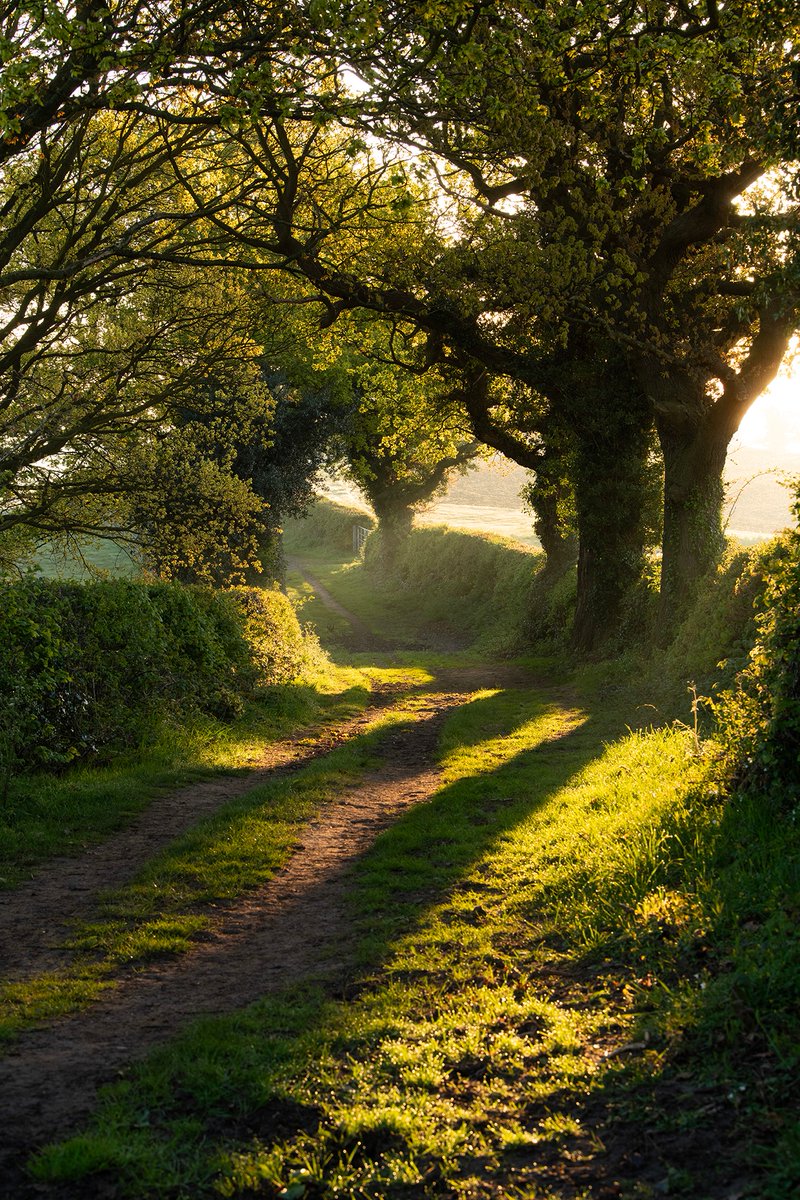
[658,422,728,633]
[522,443,578,579]
[532,486,578,578]
[570,393,653,653]
[371,498,414,570]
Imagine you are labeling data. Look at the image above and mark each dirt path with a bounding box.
[286,557,392,650]
[0,560,536,1192]
[0,686,472,1191]
[0,690,400,982]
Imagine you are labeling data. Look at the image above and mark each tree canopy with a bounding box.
[1,1,798,644]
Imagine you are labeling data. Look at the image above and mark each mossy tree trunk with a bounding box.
[657,419,729,635]
[570,405,654,653]
[370,493,415,569]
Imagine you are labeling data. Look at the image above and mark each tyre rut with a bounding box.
[0,688,471,1186]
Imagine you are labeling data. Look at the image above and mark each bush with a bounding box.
[364,524,541,653]
[225,586,322,685]
[712,521,800,804]
[0,578,316,783]
[664,539,778,698]
[283,499,375,555]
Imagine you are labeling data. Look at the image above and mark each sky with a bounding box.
[732,339,800,458]
[724,352,800,541]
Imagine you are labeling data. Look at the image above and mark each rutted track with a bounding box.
[0,561,534,1192]
[0,690,401,983]
[0,686,472,1188]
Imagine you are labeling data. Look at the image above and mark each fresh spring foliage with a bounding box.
[0,579,320,785]
[713,505,800,804]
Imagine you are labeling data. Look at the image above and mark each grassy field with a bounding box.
[21,523,800,1198]
[32,538,140,579]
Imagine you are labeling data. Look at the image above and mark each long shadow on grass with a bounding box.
[347,684,598,970]
[25,682,624,1197]
[527,776,800,1200]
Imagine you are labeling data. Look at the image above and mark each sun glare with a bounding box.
[734,337,800,455]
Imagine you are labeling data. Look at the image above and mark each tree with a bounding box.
[310,315,481,563]
[0,101,283,570]
[0,2,341,561]
[185,2,799,644]
[343,0,800,633]
[5,2,798,647]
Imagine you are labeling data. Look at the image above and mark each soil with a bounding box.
[0,566,741,1199]
[0,692,399,982]
[0,568,528,1194]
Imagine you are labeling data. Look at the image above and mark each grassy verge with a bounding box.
[0,663,372,892]
[0,671,432,1044]
[32,673,800,1198]
[24,523,800,1197]
[284,547,427,651]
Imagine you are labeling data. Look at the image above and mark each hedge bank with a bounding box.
[0,579,316,779]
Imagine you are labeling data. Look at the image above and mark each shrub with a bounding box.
[712,520,800,804]
[364,524,541,653]
[283,499,375,555]
[664,539,778,698]
[225,587,322,685]
[0,578,315,783]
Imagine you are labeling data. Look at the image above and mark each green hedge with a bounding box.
[365,524,542,653]
[712,524,800,803]
[0,579,316,780]
[664,540,779,697]
[284,499,375,555]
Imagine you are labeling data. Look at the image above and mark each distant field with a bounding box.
[33,538,139,579]
[415,501,539,545]
[25,442,800,584]
[324,442,800,546]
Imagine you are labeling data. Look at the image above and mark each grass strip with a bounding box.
[0,663,372,891]
[33,675,800,1198]
[285,552,424,651]
[0,676,431,1044]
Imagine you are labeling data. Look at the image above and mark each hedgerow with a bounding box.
[663,539,779,698]
[364,524,541,653]
[283,499,375,555]
[0,579,317,784]
[712,512,800,805]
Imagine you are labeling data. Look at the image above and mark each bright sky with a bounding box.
[732,338,800,457]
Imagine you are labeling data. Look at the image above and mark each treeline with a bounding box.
[1,3,798,651]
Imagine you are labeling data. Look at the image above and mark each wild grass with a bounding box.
[0,663,370,891]
[37,675,791,1198]
[24,520,800,1197]
[0,674,430,1043]
[285,505,541,654]
[365,525,542,654]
